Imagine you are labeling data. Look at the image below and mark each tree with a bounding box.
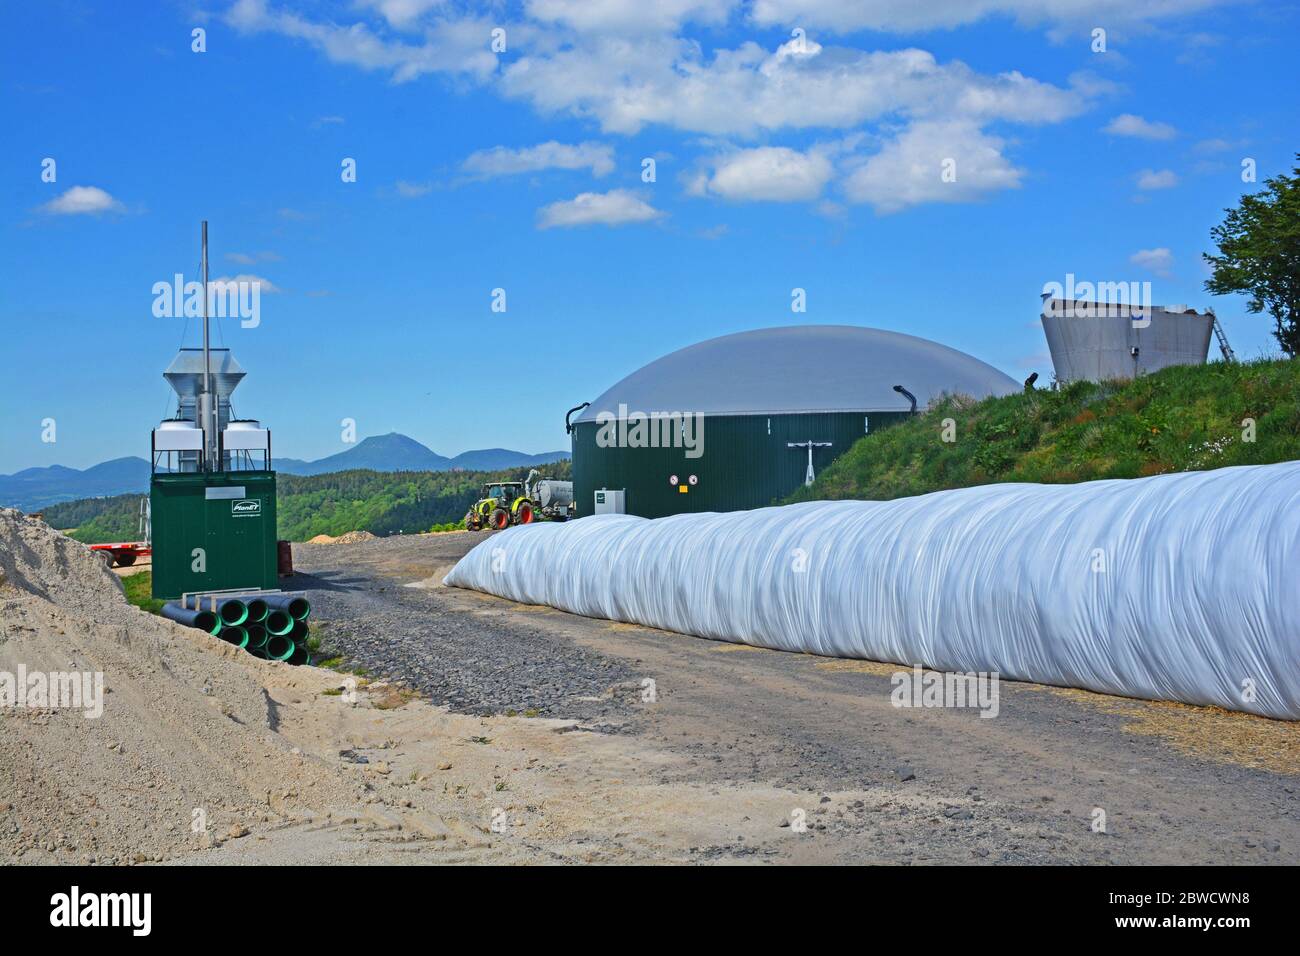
[1203,155,1300,356]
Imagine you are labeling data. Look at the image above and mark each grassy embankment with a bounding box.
[788,358,1300,503]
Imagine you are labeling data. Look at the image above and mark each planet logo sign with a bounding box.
[231,498,262,518]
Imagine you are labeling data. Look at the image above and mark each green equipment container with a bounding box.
[150,471,279,600]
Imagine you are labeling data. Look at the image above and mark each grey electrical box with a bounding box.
[594,489,626,515]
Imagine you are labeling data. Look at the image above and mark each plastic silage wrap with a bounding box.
[444,462,1300,719]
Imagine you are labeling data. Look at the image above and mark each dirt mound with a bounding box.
[0,508,124,612]
[305,531,375,545]
[0,509,361,864]
[334,530,376,544]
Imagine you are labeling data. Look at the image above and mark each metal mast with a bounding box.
[199,220,215,470]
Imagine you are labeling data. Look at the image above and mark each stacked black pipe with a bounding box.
[161,593,312,665]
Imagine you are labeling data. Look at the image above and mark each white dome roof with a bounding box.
[575,325,1018,422]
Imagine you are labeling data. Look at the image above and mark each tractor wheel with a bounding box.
[465,511,481,531]
[516,502,535,524]
[116,552,137,567]
[489,508,510,531]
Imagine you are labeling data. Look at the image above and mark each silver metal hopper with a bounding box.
[163,348,245,428]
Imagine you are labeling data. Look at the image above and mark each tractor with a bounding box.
[463,471,576,531]
[464,481,536,531]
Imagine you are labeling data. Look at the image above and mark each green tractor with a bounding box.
[464,481,537,532]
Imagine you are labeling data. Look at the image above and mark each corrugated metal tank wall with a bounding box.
[1041,311,1213,383]
[573,411,909,518]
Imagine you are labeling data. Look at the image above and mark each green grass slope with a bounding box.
[789,358,1300,503]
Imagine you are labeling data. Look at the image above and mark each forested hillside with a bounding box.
[43,461,573,543]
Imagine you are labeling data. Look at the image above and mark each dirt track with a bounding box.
[288,531,1300,865]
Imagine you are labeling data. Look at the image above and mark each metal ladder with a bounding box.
[1211,312,1237,363]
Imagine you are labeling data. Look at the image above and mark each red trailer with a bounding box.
[87,498,152,568]
[89,542,152,568]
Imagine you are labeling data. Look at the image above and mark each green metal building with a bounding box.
[571,326,1019,519]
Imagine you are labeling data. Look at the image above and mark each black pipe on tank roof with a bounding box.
[565,402,591,434]
[892,384,917,415]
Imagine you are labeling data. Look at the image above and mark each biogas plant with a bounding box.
[569,295,1229,519]
[569,325,1020,518]
[147,224,310,663]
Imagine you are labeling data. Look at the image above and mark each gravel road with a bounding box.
[292,531,1299,865]
[292,534,636,723]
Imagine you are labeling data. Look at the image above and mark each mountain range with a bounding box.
[0,433,569,511]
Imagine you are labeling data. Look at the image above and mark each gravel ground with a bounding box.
[292,534,637,722]
[292,530,1300,865]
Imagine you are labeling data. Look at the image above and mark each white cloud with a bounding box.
[525,0,734,34]
[462,141,616,178]
[842,120,1022,213]
[1130,247,1174,275]
[500,38,1089,137]
[1136,168,1179,190]
[225,0,501,83]
[689,146,834,201]
[223,2,1111,217]
[749,0,1228,34]
[536,189,665,229]
[39,185,123,216]
[395,180,433,197]
[212,274,282,293]
[358,0,446,30]
[1103,113,1176,140]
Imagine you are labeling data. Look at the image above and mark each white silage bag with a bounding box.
[444,462,1300,719]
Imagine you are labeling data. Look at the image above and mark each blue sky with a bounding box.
[2,0,1297,472]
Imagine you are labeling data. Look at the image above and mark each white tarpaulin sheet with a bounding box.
[445,462,1300,720]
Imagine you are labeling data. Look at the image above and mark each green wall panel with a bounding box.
[150,471,279,599]
[573,411,907,519]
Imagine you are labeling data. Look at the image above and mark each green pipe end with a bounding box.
[243,625,268,652]
[265,634,295,661]
[218,600,248,627]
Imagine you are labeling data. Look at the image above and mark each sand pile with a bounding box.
[305,531,376,545]
[0,509,362,864]
[334,530,377,545]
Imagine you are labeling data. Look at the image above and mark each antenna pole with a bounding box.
[200,220,214,470]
